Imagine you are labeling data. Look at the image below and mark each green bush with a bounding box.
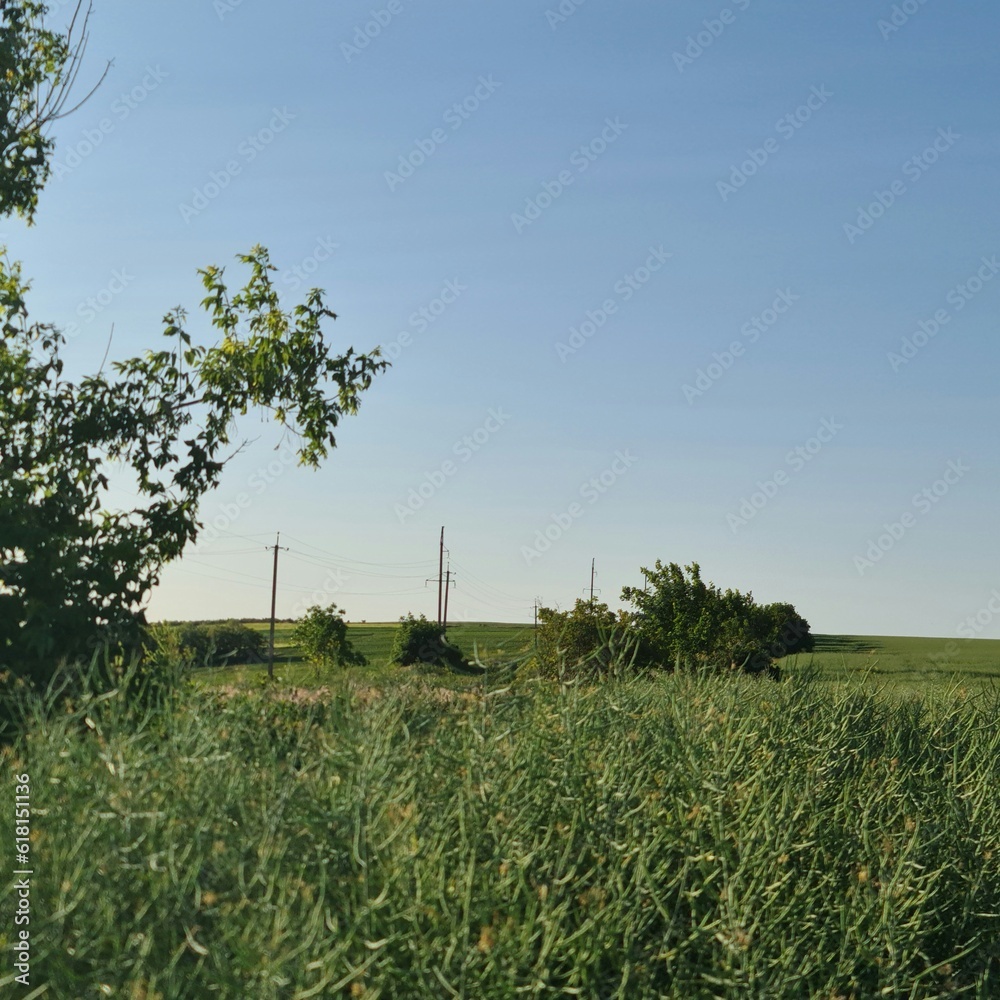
[534,600,647,678]
[390,613,467,669]
[167,620,265,667]
[291,604,365,669]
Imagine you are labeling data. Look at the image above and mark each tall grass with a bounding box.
[2,667,999,997]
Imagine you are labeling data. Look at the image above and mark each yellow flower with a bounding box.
[477,926,496,952]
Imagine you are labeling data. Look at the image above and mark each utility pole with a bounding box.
[266,533,288,680]
[427,527,447,626]
[437,527,445,627]
[442,560,455,632]
[582,561,601,610]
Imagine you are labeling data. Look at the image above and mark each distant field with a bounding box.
[803,633,1000,691]
[197,620,535,687]
[193,622,1000,692]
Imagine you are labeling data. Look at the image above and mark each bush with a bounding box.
[291,604,365,669]
[167,620,265,668]
[390,614,467,669]
[535,600,647,678]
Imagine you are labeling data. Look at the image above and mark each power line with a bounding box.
[280,532,433,570]
[283,547,432,581]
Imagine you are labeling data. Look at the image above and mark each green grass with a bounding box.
[798,633,1000,691]
[3,665,999,997]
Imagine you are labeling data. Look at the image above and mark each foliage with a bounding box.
[5,670,1000,996]
[160,620,266,668]
[534,599,644,677]
[291,604,365,669]
[0,2,93,223]
[759,601,815,657]
[0,7,388,687]
[621,561,810,675]
[390,613,467,669]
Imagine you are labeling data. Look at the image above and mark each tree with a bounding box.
[621,561,800,676]
[292,604,365,669]
[0,7,388,686]
[621,562,722,669]
[759,602,814,657]
[1,2,108,223]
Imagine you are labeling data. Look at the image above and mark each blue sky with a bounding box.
[10,0,1000,636]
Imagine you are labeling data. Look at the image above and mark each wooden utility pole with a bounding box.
[266,533,288,679]
[589,558,596,606]
[442,560,455,632]
[437,526,445,627]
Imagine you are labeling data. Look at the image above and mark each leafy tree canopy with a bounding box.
[1,2,105,222]
[0,4,387,684]
[621,561,811,675]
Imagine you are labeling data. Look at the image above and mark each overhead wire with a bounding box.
[280,532,436,570]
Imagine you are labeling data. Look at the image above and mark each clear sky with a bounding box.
[10,0,1000,636]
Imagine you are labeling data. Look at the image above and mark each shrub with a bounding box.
[535,600,646,678]
[291,604,365,669]
[167,620,265,668]
[390,614,467,669]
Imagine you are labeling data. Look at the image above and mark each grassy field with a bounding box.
[197,620,538,687]
[197,622,1000,693]
[3,661,999,997]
